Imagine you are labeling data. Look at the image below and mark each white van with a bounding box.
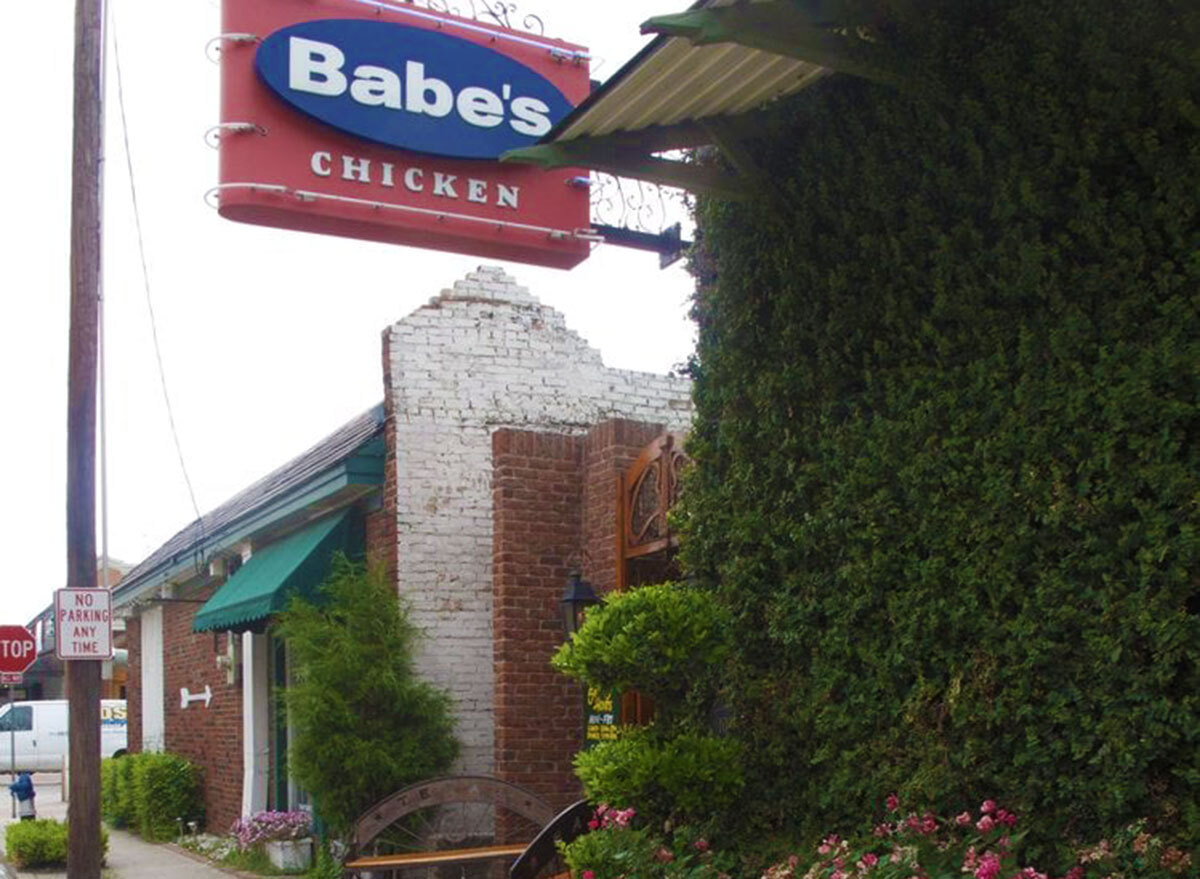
[0,700,127,771]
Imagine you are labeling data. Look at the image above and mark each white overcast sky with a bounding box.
[1,0,697,624]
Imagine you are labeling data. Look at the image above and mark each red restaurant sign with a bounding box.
[216,0,593,268]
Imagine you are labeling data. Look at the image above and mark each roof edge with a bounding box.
[113,404,385,610]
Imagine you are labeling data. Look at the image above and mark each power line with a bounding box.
[110,5,204,528]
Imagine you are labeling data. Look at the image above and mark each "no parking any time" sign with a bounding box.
[55,589,113,660]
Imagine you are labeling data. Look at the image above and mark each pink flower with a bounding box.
[974,852,1002,879]
[860,853,879,869]
[955,812,972,827]
[886,794,901,812]
[962,846,978,871]
[818,835,840,855]
[654,848,674,864]
[874,823,893,838]
[922,813,938,834]
[976,815,995,833]
[996,809,1017,829]
[693,839,710,853]
[980,800,996,815]
[583,872,595,879]
[587,819,599,830]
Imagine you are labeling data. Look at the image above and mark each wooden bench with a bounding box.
[344,843,530,874]
[342,777,557,878]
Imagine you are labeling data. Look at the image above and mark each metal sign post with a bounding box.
[0,635,37,817]
[8,685,14,819]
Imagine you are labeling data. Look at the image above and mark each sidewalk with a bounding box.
[0,775,234,879]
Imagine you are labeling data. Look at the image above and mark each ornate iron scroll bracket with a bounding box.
[404,0,546,36]
[587,172,693,268]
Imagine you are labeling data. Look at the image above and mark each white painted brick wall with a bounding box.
[386,266,692,775]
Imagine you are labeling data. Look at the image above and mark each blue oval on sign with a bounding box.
[255,20,573,160]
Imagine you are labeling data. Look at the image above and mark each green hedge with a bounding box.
[5,820,108,869]
[101,751,203,840]
[679,0,1199,860]
[100,754,137,828]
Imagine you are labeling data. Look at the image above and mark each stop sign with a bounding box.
[0,626,37,674]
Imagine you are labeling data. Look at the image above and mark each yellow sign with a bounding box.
[585,687,622,746]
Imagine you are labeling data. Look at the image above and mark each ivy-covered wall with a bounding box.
[680,0,1199,852]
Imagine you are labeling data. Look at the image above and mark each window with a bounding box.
[0,706,32,732]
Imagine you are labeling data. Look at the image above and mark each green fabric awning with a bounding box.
[192,511,352,633]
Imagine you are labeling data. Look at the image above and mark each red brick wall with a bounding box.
[365,506,392,576]
[160,583,244,834]
[125,616,142,753]
[492,429,585,811]
[583,419,666,595]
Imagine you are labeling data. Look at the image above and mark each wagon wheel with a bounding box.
[347,776,556,879]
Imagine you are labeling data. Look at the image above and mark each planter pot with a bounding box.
[266,838,313,872]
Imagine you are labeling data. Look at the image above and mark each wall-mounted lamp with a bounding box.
[560,570,599,638]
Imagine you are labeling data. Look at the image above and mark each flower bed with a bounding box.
[560,797,1197,879]
[766,797,1194,879]
[179,813,317,875]
[230,810,312,849]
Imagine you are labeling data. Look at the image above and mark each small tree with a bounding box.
[276,555,459,835]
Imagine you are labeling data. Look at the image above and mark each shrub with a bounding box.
[275,556,459,835]
[114,751,137,826]
[554,582,740,829]
[100,757,119,824]
[574,727,743,823]
[307,841,344,879]
[104,751,203,840]
[561,822,657,879]
[133,752,202,840]
[559,805,735,879]
[5,819,108,869]
[552,583,732,709]
[101,751,144,829]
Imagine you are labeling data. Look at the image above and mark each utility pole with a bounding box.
[66,0,104,875]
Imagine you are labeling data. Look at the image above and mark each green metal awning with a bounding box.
[502,0,894,198]
[192,510,353,633]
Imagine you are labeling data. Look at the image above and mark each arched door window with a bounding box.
[614,433,689,725]
[616,433,688,592]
